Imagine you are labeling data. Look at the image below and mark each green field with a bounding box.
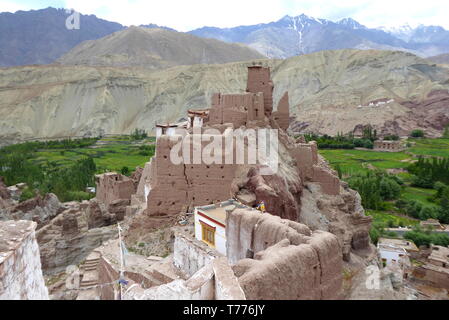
[408,138,449,158]
[319,138,449,231]
[366,210,420,228]
[33,136,156,174]
[320,138,449,176]
[319,149,410,176]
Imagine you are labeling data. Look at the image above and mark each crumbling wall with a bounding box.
[226,209,342,300]
[212,257,246,300]
[246,66,273,116]
[412,265,449,290]
[272,92,290,130]
[96,173,135,207]
[98,255,119,300]
[0,220,49,300]
[208,93,265,127]
[124,263,215,300]
[146,137,189,216]
[312,166,341,196]
[146,133,238,217]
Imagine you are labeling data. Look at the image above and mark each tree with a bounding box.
[121,166,130,176]
[411,129,425,138]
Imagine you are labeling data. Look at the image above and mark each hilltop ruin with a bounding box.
[0,65,374,300]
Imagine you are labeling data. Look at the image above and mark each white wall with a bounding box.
[144,185,150,203]
[0,223,49,300]
[193,117,203,128]
[379,248,406,266]
[166,128,176,136]
[156,127,162,138]
[194,209,227,256]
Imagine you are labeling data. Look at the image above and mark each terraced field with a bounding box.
[320,138,449,230]
[33,136,156,174]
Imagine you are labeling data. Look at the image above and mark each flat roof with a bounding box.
[378,238,419,252]
[196,199,255,227]
[429,246,449,264]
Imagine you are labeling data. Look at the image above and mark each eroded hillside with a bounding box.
[1,49,449,145]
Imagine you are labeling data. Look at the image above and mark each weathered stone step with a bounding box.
[80,281,98,288]
[83,266,98,271]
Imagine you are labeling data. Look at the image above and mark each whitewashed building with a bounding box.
[194,200,246,256]
[377,238,418,267]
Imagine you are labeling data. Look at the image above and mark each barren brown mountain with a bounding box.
[428,53,449,65]
[57,26,266,69]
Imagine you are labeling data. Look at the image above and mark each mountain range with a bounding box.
[189,15,449,58]
[1,8,449,67]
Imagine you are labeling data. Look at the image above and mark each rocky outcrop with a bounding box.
[1,194,64,229]
[0,196,124,275]
[36,203,118,275]
[245,166,302,221]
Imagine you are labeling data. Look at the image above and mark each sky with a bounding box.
[1,0,448,31]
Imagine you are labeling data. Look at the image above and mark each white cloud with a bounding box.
[0,1,30,13]
[64,0,449,31]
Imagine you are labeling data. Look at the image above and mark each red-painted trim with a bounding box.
[199,220,216,230]
[197,210,226,228]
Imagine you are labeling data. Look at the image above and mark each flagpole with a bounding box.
[118,223,125,300]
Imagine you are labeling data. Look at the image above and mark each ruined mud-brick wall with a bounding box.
[124,263,216,300]
[124,233,245,300]
[208,93,265,127]
[271,92,290,131]
[412,265,449,290]
[288,138,340,196]
[96,173,135,206]
[98,255,119,300]
[146,134,237,216]
[0,220,49,300]
[227,209,342,300]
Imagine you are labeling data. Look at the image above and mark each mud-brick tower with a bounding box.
[246,65,274,116]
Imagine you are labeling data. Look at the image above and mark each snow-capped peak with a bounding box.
[337,18,366,29]
[378,24,415,42]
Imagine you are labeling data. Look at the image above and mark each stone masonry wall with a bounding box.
[0,220,49,300]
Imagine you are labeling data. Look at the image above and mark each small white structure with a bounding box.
[194,199,244,256]
[155,122,189,138]
[377,238,417,267]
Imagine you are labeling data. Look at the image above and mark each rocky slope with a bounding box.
[0,49,448,146]
[57,26,265,69]
[428,53,449,65]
